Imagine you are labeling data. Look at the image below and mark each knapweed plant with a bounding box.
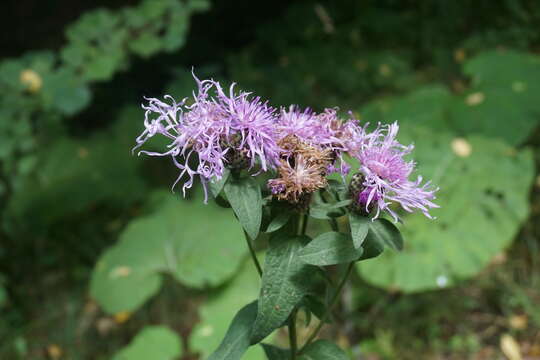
[134,73,439,359]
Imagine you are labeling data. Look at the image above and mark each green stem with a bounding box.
[300,213,308,236]
[287,214,306,359]
[329,218,339,232]
[300,261,355,352]
[288,310,298,360]
[320,189,339,232]
[244,230,262,277]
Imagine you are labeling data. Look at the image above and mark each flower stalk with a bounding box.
[244,230,262,277]
[134,71,440,357]
[300,261,355,352]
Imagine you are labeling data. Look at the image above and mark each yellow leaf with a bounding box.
[46,344,62,359]
[379,64,392,77]
[509,315,528,330]
[20,69,42,93]
[110,266,131,278]
[466,92,485,106]
[451,138,472,158]
[454,48,466,63]
[114,311,131,324]
[500,334,522,360]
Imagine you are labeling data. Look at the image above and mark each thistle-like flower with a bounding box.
[349,122,439,222]
[268,135,332,208]
[133,74,280,201]
[268,106,371,208]
[277,106,362,176]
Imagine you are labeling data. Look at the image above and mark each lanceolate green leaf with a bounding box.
[265,212,292,233]
[299,232,363,266]
[208,301,258,360]
[368,218,403,251]
[260,344,289,359]
[224,176,263,240]
[209,169,230,198]
[309,200,351,220]
[299,340,348,360]
[358,234,385,261]
[355,219,403,262]
[250,235,315,344]
[349,213,370,249]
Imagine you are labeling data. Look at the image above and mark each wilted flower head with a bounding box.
[133,73,280,201]
[276,106,365,176]
[349,122,439,222]
[267,106,374,208]
[268,135,332,208]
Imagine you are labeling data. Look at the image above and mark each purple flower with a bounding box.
[133,73,280,201]
[215,84,281,173]
[351,122,439,222]
[276,106,365,176]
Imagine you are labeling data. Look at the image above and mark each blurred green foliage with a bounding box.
[0,0,209,207]
[112,325,183,360]
[90,192,246,313]
[1,0,540,358]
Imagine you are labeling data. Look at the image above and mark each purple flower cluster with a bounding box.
[134,73,438,220]
[276,106,363,176]
[133,74,280,200]
[351,122,439,221]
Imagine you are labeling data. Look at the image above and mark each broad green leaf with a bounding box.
[450,50,540,145]
[449,87,539,146]
[266,212,292,233]
[368,219,403,251]
[90,192,245,313]
[83,51,124,82]
[359,128,535,292]
[42,68,91,115]
[261,344,289,359]
[112,326,182,360]
[225,176,263,240]
[299,340,348,360]
[251,235,315,344]
[190,259,265,360]
[360,85,453,131]
[464,50,540,90]
[299,232,363,266]
[349,213,370,249]
[6,107,147,231]
[208,301,258,360]
[129,33,163,57]
[60,0,209,82]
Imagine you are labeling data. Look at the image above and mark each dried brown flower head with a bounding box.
[268,136,333,207]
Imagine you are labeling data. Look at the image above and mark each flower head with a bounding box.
[349,122,439,222]
[133,73,280,201]
[277,106,334,147]
[277,106,365,176]
[267,134,333,207]
[216,84,281,172]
